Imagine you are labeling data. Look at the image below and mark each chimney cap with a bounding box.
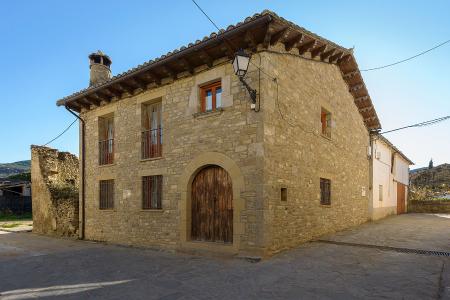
[88,50,112,66]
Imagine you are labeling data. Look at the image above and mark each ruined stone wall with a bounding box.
[259,46,370,254]
[31,146,79,237]
[408,200,450,213]
[81,62,265,255]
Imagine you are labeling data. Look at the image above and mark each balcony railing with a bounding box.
[142,128,162,159]
[99,138,114,165]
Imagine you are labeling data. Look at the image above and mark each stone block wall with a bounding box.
[408,200,450,213]
[31,145,79,237]
[78,46,371,256]
[81,62,266,255]
[259,46,370,253]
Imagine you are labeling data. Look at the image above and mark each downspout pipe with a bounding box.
[368,130,380,220]
[65,105,86,240]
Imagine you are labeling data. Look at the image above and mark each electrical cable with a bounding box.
[42,118,78,146]
[361,39,450,72]
[381,115,450,134]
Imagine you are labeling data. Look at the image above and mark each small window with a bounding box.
[321,108,332,138]
[379,185,383,201]
[99,180,114,210]
[200,81,222,112]
[99,115,114,165]
[142,175,163,209]
[320,178,331,205]
[281,187,287,202]
[390,153,395,174]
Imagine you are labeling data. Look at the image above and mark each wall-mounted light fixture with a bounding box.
[232,49,257,104]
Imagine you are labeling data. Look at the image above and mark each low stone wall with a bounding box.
[31,145,79,237]
[408,200,450,214]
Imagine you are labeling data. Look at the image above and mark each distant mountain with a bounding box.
[0,160,31,178]
[410,167,427,174]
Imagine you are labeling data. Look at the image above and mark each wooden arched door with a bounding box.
[191,166,233,243]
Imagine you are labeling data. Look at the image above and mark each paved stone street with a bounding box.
[0,213,449,299]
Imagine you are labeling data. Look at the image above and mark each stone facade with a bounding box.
[79,43,371,256]
[259,46,370,253]
[31,146,79,237]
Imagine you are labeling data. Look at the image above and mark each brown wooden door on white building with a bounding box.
[397,182,406,214]
[191,166,233,243]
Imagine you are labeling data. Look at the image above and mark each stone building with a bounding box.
[370,135,413,220]
[31,146,79,237]
[56,11,381,256]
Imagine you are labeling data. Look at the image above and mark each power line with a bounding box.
[190,0,276,80]
[191,0,221,32]
[361,39,450,72]
[188,0,449,138]
[191,0,449,73]
[381,115,450,134]
[42,118,78,146]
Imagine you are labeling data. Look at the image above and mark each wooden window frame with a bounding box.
[98,115,114,165]
[281,187,287,202]
[142,175,163,210]
[142,101,163,159]
[379,185,383,202]
[99,179,114,210]
[390,153,395,174]
[321,107,332,138]
[320,178,331,206]
[200,80,222,113]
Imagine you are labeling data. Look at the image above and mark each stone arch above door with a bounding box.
[179,152,244,253]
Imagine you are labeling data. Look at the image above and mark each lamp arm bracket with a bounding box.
[239,77,257,103]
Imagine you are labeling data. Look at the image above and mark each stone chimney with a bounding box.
[88,50,112,86]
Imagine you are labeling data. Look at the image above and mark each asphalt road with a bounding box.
[0,213,449,299]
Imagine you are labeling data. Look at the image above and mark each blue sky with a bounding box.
[0,0,449,168]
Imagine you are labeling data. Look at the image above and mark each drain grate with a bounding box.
[316,240,450,257]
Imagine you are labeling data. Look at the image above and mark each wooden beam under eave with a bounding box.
[129,77,148,90]
[329,51,344,63]
[159,65,177,80]
[178,57,194,75]
[262,24,275,48]
[104,86,122,98]
[364,116,379,123]
[270,27,289,46]
[320,48,336,61]
[310,44,327,58]
[67,101,81,111]
[95,91,113,103]
[141,72,161,85]
[78,98,93,109]
[343,70,360,79]
[198,50,213,68]
[349,83,364,92]
[297,40,316,55]
[359,106,373,113]
[115,82,134,94]
[244,30,258,51]
[221,41,235,59]
[338,54,352,64]
[85,95,101,106]
[355,95,370,103]
[284,33,303,51]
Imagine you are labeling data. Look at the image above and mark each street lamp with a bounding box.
[232,49,257,104]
